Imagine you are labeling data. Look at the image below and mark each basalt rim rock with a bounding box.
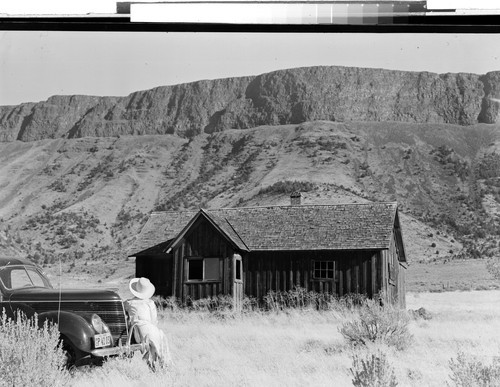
[0,65,496,142]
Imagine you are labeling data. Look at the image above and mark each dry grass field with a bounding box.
[407,259,500,292]
[70,290,500,387]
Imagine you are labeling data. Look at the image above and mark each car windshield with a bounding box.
[0,265,52,290]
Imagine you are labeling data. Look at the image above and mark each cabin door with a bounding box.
[232,254,243,311]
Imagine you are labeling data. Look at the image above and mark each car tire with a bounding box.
[61,338,82,370]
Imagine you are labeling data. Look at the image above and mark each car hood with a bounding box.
[8,287,123,303]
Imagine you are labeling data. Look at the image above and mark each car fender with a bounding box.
[38,310,95,353]
[5,300,37,320]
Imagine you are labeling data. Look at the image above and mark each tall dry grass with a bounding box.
[64,290,500,386]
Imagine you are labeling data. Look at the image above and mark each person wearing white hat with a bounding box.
[124,277,171,369]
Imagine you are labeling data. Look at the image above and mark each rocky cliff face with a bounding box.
[1,66,499,142]
[213,67,486,131]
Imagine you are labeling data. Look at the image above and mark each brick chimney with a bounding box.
[290,191,301,206]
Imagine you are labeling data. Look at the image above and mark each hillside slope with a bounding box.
[1,66,500,141]
[2,120,500,268]
[2,65,500,291]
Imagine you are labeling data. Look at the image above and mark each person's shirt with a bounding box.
[124,297,158,326]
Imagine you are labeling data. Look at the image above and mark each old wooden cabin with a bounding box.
[129,196,407,307]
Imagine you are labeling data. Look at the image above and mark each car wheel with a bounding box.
[61,338,81,370]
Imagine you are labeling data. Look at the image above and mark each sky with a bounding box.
[1,31,500,106]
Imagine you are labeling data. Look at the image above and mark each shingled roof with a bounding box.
[131,202,401,255]
[129,210,198,255]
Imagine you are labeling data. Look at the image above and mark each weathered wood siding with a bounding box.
[244,250,384,299]
[135,254,173,297]
[165,215,406,305]
[398,262,407,308]
[381,227,407,307]
[172,216,235,302]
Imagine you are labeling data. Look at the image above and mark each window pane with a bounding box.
[188,260,203,280]
[10,269,32,289]
[328,261,334,279]
[314,261,335,279]
[0,268,11,288]
[205,258,220,280]
[235,259,241,280]
[26,268,48,287]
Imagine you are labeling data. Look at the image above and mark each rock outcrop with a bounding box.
[1,66,498,142]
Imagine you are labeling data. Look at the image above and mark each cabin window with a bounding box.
[388,250,396,285]
[389,258,396,284]
[188,259,203,280]
[313,261,334,280]
[204,258,220,281]
[187,258,220,281]
[235,258,242,281]
[389,264,395,279]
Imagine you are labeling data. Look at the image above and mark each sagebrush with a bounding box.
[350,351,398,387]
[340,300,412,350]
[0,310,69,387]
[486,258,500,281]
[448,351,500,387]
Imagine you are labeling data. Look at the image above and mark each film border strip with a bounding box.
[1,1,500,31]
[125,1,428,24]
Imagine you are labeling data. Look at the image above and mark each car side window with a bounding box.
[10,269,32,289]
[0,266,52,290]
[0,268,11,289]
[26,268,47,287]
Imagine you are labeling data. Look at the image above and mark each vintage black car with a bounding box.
[0,257,144,366]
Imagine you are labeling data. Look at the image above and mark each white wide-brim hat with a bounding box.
[129,277,155,299]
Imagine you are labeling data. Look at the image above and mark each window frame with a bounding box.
[0,265,52,291]
[388,263,396,285]
[312,260,335,281]
[185,257,221,283]
[234,255,243,283]
[388,247,396,286]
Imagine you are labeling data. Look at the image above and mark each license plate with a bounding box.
[94,333,111,348]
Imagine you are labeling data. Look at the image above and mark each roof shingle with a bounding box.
[131,202,398,255]
[205,202,397,251]
[129,210,198,255]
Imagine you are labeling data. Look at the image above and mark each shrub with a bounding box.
[0,310,68,386]
[258,180,316,196]
[350,351,398,387]
[49,179,67,192]
[340,300,412,350]
[448,351,500,387]
[486,258,500,281]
